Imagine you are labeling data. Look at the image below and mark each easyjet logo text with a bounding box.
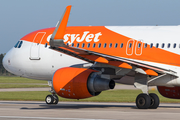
[64,31,102,44]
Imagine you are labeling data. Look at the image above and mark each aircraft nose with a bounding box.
[2,49,12,73]
[2,47,26,76]
[2,54,6,69]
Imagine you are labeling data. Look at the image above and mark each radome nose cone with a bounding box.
[2,48,14,73]
[2,54,6,67]
[2,53,9,71]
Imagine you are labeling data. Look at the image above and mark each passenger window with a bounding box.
[138,43,141,48]
[174,43,176,48]
[150,43,153,48]
[82,43,85,48]
[98,43,101,48]
[71,43,74,47]
[168,43,170,48]
[18,41,23,48]
[109,43,112,48]
[120,43,123,48]
[66,43,69,46]
[162,43,165,48]
[144,43,147,48]
[76,43,79,48]
[45,43,48,48]
[93,43,96,48]
[14,41,20,48]
[104,43,107,48]
[156,43,159,48]
[87,43,90,48]
[129,43,132,48]
[115,43,118,48]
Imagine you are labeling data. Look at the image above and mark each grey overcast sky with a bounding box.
[1,0,180,53]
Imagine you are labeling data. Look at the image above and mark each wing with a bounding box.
[49,5,178,79]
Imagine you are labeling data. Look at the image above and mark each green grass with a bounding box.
[0,76,180,103]
[0,76,48,88]
[0,76,47,83]
[0,89,180,103]
[0,84,48,88]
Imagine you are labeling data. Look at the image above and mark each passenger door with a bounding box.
[30,32,46,60]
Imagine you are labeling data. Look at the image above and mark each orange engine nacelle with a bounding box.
[157,86,180,99]
[52,67,115,99]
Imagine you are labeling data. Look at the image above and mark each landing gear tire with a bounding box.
[53,95,59,104]
[136,93,151,109]
[45,95,54,104]
[149,93,159,109]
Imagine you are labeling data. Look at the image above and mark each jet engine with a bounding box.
[52,67,115,99]
[157,86,180,99]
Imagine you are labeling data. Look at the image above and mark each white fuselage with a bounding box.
[2,40,88,80]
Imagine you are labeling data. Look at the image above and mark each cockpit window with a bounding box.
[14,41,20,48]
[14,41,23,48]
[18,41,23,48]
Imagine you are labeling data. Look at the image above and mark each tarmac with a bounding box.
[0,101,180,120]
[0,84,174,120]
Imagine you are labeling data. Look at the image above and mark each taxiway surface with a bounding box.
[0,101,180,120]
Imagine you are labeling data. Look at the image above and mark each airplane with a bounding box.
[3,5,180,109]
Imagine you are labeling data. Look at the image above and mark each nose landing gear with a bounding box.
[45,81,59,105]
[45,94,59,105]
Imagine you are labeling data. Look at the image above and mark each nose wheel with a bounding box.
[45,94,59,105]
[46,81,59,105]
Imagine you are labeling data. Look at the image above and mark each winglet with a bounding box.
[50,5,72,47]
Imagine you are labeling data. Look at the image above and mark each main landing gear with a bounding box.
[134,73,160,109]
[136,93,159,109]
